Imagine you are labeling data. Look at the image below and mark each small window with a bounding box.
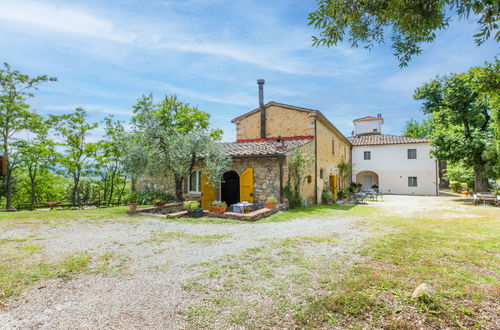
[408,149,417,159]
[320,169,324,179]
[307,175,312,183]
[408,177,418,187]
[188,171,201,193]
[373,128,377,133]
[332,139,335,154]
[364,151,371,160]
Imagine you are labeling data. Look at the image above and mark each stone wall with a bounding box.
[136,172,175,194]
[230,156,283,204]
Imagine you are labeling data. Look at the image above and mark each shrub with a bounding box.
[136,190,175,205]
[183,201,200,211]
[347,185,356,193]
[321,187,333,202]
[128,192,137,203]
[152,199,166,206]
[338,189,348,198]
[450,181,462,192]
[371,184,379,189]
[284,184,302,209]
[266,196,277,203]
[208,201,227,207]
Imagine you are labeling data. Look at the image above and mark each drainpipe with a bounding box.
[314,117,318,204]
[258,79,266,139]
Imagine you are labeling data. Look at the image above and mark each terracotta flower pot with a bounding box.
[265,201,278,209]
[208,205,227,213]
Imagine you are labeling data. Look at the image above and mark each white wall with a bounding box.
[354,119,382,135]
[351,143,438,195]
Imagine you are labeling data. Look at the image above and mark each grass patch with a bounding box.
[0,234,92,300]
[0,206,146,228]
[295,205,500,328]
[147,231,233,244]
[263,204,377,222]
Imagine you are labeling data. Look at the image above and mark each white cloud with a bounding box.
[0,0,133,42]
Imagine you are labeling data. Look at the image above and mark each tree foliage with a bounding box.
[51,108,97,205]
[284,149,314,208]
[0,63,56,208]
[402,119,432,138]
[309,0,499,66]
[129,94,228,202]
[413,61,498,190]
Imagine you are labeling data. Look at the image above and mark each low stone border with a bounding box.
[161,204,288,222]
[129,203,182,215]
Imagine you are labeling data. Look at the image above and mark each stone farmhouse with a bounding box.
[138,80,438,208]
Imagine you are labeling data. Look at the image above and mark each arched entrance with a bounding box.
[355,170,379,191]
[221,171,240,206]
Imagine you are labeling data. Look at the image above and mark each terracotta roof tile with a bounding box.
[218,137,313,157]
[348,134,429,146]
[353,115,383,122]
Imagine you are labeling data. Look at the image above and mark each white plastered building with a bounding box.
[348,115,439,195]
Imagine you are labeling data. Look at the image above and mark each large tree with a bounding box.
[17,115,56,209]
[131,94,229,201]
[0,63,56,208]
[51,108,97,205]
[96,116,127,204]
[309,0,499,66]
[413,63,497,191]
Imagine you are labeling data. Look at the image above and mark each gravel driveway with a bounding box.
[0,207,372,329]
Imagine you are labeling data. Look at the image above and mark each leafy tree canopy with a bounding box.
[413,60,498,190]
[309,0,499,66]
[132,94,222,139]
[403,119,433,138]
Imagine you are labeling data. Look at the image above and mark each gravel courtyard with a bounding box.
[1,195,497,329]
[1,203,373,329]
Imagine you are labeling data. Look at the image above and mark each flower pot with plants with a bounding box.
[128,192,138,213]
[152,199,166,207]
[183,201,203,218]
[321,187,334,205]
[208,201,227,213]
[337,189,348,200]
[265,196,278,209]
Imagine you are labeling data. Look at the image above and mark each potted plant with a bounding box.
[321,187,334,205]
[183,201,203,218]
[153,199,166,207]
[265,196,278,209]
[208,201,227,213]
[337,189,348,200]
[128,192,138,213]
[371,184,379,192]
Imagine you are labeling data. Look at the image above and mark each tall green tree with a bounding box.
[96,116,127,204]
[17,115,56,209]
[309,0,499,66]
[0,63,56,208]
[130,94,228,201]
[51,107,97,205]
[132,94,222,139]
[413,63,496,191]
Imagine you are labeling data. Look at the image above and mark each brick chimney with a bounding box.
[258,79,266,139]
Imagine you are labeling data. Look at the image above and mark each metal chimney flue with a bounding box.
[258,79,266,138]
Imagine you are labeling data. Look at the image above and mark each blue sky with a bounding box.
[0,0,497,141]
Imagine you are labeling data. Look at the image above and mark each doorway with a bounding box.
[221,171,240,206]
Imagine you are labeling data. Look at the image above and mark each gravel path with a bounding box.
[0,211,371,329]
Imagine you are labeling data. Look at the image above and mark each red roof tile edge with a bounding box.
[236,135,314,143]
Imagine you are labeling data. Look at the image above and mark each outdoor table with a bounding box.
[231,202,254,213]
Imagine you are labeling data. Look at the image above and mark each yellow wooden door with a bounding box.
[330,175,338,201]
[200,173,215,209]
[240,168,254,203]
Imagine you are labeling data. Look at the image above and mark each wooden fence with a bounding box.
[0,201,125,211]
